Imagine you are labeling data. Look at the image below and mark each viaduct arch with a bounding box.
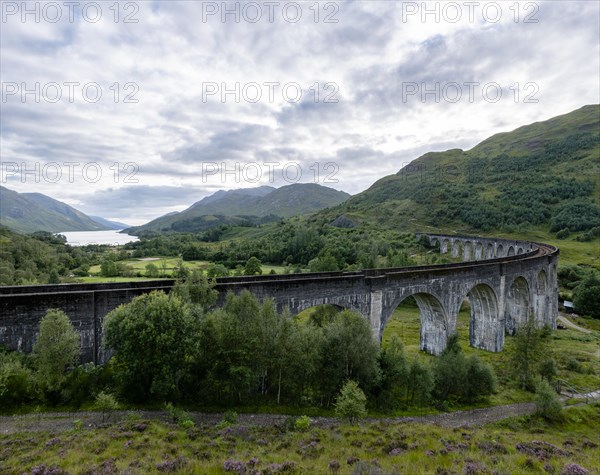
[0,234,559,362]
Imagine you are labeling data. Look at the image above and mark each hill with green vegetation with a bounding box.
[127,183,350,235]
[0,186,109,233]
[311,105,600,242]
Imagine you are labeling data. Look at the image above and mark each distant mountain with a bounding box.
[90,216,130,230]
[0,187,109,234]
[127,183,350,234]
[313,104,600,236]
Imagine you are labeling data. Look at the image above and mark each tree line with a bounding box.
[1,273,512,413]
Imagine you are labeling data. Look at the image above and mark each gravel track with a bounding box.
[0,402,538,435]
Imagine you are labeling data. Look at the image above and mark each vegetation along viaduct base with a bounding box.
[0,234,558,363]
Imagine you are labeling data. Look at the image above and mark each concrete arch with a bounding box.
[505,276,531,335]
[486,243,495,259]
[535,270,548,324]
[441,239,450,254]
[463,241,473,261]
[451,240,462,259]
[385,292,448,356]
[496,244,504,257]
[517,247,524,255]
[466,284,503,352]
[507,246,516,257]
[475,242,484,260]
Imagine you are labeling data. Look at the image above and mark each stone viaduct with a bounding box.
[0,234,558,363]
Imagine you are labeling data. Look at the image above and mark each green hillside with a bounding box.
[0,187,109,234]
[312,105,600,239]
[128,183,350,234]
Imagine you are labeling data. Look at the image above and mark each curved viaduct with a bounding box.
[0,234,558,363]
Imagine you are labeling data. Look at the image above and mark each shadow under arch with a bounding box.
[505,276,531,335]
[465,283,503,352]
[384,292,448,356]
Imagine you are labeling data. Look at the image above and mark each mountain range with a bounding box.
[0,183,350,235]
[2,105,598,239]
[126,184,351,234]
[0,187,112,234]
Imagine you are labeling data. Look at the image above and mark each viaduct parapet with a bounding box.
[0,234,558,362]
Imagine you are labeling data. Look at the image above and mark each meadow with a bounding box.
[1,403,598,474]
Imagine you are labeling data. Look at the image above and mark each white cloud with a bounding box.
[1,0,598,225]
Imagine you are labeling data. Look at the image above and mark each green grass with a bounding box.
[1,405,598,474]
[85,258,293,283]
[77,276,172,283]
[382,301,600,407]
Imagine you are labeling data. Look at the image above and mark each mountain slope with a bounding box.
[128,183,350,234]
[0,187,109,233]
[89,216,130,230]
[312,104,600,236]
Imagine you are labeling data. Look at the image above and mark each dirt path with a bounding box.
[558,314,592,334]
[0,403,539,435]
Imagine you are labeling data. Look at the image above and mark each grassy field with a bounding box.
[83,258,292,283]
[382,301,600,405]
[1,405,598,474]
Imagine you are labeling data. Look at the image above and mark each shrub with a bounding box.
[334,380,367,422]
[0,350,35,407]
[565,357,584,373]
[534,380,562,421]
[294,415,311,431]
[556,228,570,239]
[165,402,191,425]
[222,410,238,425]
[179,419,195,429]
[94,391,119,423]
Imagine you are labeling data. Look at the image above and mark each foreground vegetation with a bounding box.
[1,404,598,474]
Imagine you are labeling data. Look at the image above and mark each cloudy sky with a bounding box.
[1,0,599,225]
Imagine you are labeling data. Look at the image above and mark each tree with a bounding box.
[512,315,549,390]
[100,259,119,277]
[407,358,433,407]
[463,355,496,403]
[172,269,218,308]
[334,380,367,422]
[33,309,80,392]
[145,262,159,278]
[573,273,600,319]
[318,310,381,405]
[173,259,190,279]
[432,334,466,404]
[103,291,199,401]
[48,269,60,284]
[244,257,262,276]
[207,263,230,278]
[377,336,408,410]
[308,252,339,272]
